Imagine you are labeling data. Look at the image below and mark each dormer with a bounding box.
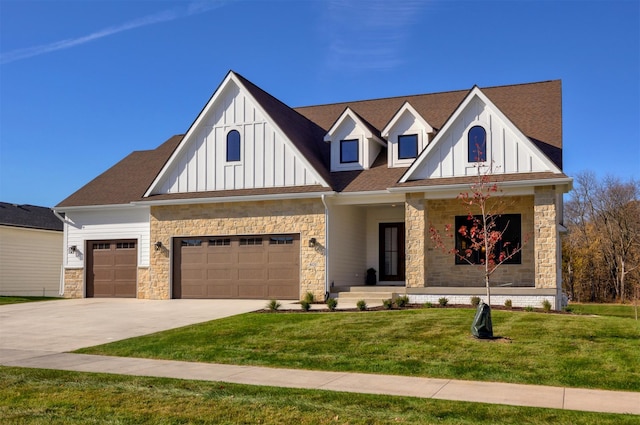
[381,102,434,168]
[324,108,386,172]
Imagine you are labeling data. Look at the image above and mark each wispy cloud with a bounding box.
[0,1,227,65]
[323,0,427,72]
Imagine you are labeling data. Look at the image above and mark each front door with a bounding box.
[379,223,405,281]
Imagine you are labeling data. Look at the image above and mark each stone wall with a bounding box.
[425,195,536,287]
[149,199,326,300]
[63,268,83,298]
[534,187,558,289]
[404,193,426,288]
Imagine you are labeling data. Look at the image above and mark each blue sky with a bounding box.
[1,0,638,207]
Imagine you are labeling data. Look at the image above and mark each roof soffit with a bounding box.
[399,86,563,183]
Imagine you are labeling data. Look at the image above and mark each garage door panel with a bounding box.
[174,234,299,299]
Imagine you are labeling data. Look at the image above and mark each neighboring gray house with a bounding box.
[0,202,63,296]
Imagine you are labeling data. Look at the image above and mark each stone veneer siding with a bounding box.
[533,187,558,289]
[146,199,326,300]
[425,195,536,287]
[404,193,426,288]
[63,268,84,298]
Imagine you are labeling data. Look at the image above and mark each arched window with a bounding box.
[468,125,486,162]
[226,130,241,162]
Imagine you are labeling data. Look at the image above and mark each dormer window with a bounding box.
[468,125,486,162]
[398,134,418,159]
[226,130,241,162]
[340,139,359,163]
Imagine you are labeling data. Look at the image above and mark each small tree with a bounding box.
[429,162,527,306]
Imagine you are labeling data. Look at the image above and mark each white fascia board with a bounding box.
[389,176,573,198]
[381,101,433,138]
[132,191,336,207]
[328,191,406,206]
[399,86,563,183]
[144,71,236,197]
[53,203,142,213]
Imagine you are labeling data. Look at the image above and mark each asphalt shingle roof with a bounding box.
[0,202,63,231]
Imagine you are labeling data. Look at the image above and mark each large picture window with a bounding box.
[468,125,486,162]
[398,134,418,159]
[340,139,358,163]
[226,130,241,162]
[454,214,521,265]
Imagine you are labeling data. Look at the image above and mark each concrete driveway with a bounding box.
[0,298,267,361]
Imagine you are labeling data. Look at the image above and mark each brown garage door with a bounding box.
[86,240,137,298]
[173,234,299,299]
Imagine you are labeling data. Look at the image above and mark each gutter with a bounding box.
[132,191,336,207]
[52,209,67,297]
[387,177,574,194]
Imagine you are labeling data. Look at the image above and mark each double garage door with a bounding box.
[173,234,300,299]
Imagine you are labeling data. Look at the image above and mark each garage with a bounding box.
[172,234,300,299]
[86,239,137,298]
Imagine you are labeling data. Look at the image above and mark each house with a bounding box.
[55,71,572,308]
[0,202,63,296]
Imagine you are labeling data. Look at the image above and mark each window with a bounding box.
[398,134,418,159]
[181,239,202,247]
[93,243,110,250]
[455,214,521,265]
[226,130,241,162]
[468,125,487,162]
[240,237,262,246]
[209,238,230,246]
[340,139,358,163]
[270,236,294,245]
[116,242,135,249]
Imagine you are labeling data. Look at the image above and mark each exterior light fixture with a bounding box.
[308,238,317,248]
[68,245,77,254]
[155,241,162,251]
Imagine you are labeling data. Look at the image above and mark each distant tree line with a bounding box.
[563,172,639,303]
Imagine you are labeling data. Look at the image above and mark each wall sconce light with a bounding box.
[154,241,162,251]
[308,238,317,248]
[68,245,77,254]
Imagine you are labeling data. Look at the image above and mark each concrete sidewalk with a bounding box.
[1,299,639,416]
[1,349,638,416]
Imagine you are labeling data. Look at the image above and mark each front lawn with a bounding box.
[0,296,62,306]
[77,308,640,392]
[567,303,639,319]
[1,367,636,425]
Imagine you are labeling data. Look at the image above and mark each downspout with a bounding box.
[321,194,330,300]
[52,209,67,296]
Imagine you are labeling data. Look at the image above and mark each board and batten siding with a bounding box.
[155,82,322,194]
[417,97,550,179]
[63,207,150,268]
[0,226,63,296]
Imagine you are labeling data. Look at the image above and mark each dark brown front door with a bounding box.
[379,223,405,281]
[173,234,300,299]
[86,240,137,298]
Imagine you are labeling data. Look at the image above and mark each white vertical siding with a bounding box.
[0,226,63,296]
[63,206,150,268]
[153,81,322,194]
[414,97,551,180]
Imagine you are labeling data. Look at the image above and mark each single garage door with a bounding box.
[173,234,299,299]
[86,240,137,298]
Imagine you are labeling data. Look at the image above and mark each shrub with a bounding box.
[267,299,281,312]
[326,298,338,311]
[504,299,513,309]
[395,295,409,308]
[356,300,367,311]
[300,300,311,312]
[382,299,393,310]
[542,299,552,313]
[438,297,449,307]
[525,305,534,312]
[470,296,481,307]
[303,292,315,304]
[424,302,434,308]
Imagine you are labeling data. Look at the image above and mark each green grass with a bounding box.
[1,367,636,424]
[0,296,62,305]
[77,308,640,392]
[567,303,639,319]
